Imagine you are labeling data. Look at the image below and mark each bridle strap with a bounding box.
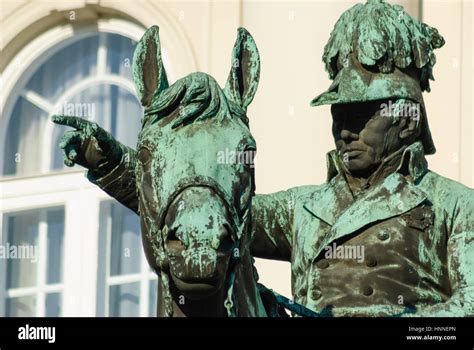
[223,206,250,317]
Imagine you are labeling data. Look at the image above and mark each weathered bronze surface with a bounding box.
[53,27,281,317]
[53,0,473,317]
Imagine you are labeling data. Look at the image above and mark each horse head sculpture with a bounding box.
[133,26,267,317]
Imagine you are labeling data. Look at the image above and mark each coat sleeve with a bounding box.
[405,189,474,317]
[249,189,295,262]
[87,144,139,215]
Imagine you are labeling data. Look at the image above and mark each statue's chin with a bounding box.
[345,158,380,177]
[171,275,223,300]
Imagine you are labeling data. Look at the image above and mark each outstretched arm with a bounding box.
[250,190,296,262]
[87,145,139,214]
[52,115,139,214]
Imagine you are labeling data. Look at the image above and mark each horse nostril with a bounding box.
[166,228,186,250]
[218,234,233,253]
[217,224,234,253]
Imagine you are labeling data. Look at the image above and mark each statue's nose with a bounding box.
[340,129,359,142]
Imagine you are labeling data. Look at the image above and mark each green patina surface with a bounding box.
[52,0,473,317]
[131,26,270,317]
[320,0,444,91]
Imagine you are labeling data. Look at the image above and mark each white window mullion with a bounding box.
[78,194,101,316]
[20,89,54,113]
[7,284,63,298]
[36,210,48,316]
[97,33,107,77]
[7,287,39,298]
[107,274,142,285]
[63,195,89,316]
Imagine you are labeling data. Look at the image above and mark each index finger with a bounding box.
[51,115,91,130]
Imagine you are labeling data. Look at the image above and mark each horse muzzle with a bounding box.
[168,247,230,299]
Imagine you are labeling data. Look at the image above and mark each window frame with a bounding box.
[1,206,65,316]
[0,175,112,316]
[0,18,163,317]
[1,20,147,178]
[96,200,157,317]
[2,21,174,177]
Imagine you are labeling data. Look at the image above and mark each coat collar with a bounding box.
[325,141,428,184]
[303,142,429,257]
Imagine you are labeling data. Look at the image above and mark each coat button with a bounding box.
[366,257,377,267]
[316,259,330,269]
[362,286,374,296]
[310,287,322,300]
[378,231,390,241]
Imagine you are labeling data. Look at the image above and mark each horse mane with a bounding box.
[143,72,248,129]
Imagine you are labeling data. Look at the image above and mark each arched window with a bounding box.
[0,20,167,317]
[3,33,142,176]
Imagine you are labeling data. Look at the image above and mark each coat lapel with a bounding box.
[303,173,352,227]
[303,149,354,226]
[329,172,427,240]
[304,172,428,260]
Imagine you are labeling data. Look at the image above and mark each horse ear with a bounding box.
[133,25,169,107]
[224,28,260,109]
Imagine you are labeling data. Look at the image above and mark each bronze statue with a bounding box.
[52,27,285,317]
[53,0,473,317]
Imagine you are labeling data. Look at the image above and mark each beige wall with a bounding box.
[1,0,472,298]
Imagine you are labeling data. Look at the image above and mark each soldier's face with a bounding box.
[331,100,404,177]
